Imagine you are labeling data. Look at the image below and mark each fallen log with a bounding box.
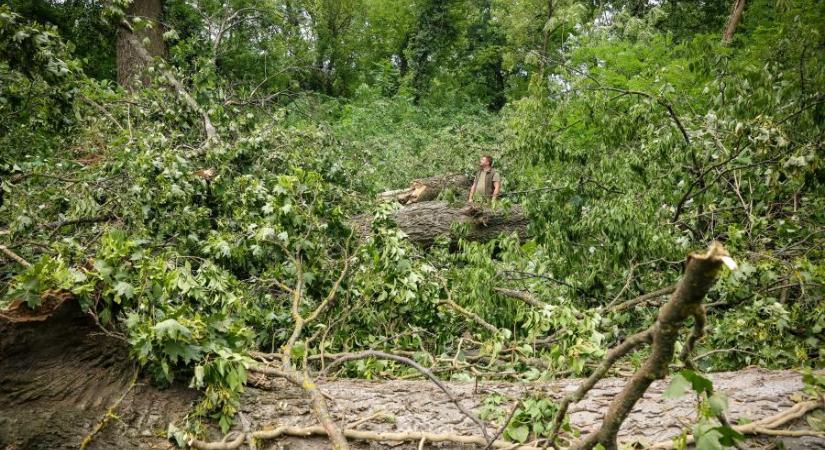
[1,298,820,449]
[355,201,530,247]
[0,294,196,450]
[377,174,472,205]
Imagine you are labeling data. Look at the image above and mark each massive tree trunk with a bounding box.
[0,294,195,450]
[377,174,472,205]
[722,0,746,44]
[1,297,820,450]
[116,0,168,88]
[355,201,529,247]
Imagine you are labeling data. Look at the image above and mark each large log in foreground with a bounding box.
[377,174,472,205]
[355,201,530,247]
[0,297,821,449]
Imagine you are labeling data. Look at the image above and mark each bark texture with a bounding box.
[377,174,472,205]
[722,0,747,44]
[0,294,195,450]
[117,0,168,88]
[0,297,819,450]
[355,201,529,247]
[575,243,729,450]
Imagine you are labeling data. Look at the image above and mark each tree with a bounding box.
[721,0,746,43]
[116,0,167,88]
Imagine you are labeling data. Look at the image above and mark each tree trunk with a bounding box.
[0,294,196,450]
[116,0,168,88]
[354,201,529,247]
[1,297,818,450]
[377,174,472,205]
[722,0,746,44]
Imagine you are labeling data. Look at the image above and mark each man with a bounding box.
[468,155,501,203]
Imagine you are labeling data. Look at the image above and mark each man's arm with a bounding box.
[492,181,501,201]
[468,180,476,202]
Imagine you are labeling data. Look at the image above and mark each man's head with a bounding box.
[479,155,493,170]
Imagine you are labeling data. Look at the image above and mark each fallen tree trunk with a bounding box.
[377,174,472,205]
[0,294,196,450]
[354,201,530,247]
[1,297,820,449]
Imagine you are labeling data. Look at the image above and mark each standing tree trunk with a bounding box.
[117,0,168,88]
[721,0,746,44]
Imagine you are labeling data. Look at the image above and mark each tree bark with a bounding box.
[117,0,168,88]
[574,243,730,450]
[1,295,818,450]
[722,0,746,44]
[354,201,529,247]
[377,174,472,205]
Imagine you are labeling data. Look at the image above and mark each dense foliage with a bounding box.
[1,0,823,443]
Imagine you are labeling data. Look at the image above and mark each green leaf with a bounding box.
[664,372,692,399]
[153,318,192,340]
[114,281,135,299]
[708,392,728,415]
[506,424,530,443]
[695,428,723,450]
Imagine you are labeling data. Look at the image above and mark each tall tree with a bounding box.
[116,0,167,88]
[721,0,746,43]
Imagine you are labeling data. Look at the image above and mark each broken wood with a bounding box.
[377,174,472,205]
[354,201,530,247]
[572,243,731,450]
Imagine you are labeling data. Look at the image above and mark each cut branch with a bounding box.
[377,174,472,205]
[0,244,31,268]
[573,243,730,450]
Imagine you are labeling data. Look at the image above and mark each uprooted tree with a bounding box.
[2,1,824,449]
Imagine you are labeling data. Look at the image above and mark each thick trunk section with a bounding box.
[0,295,195,450]
[116,0,168,88]
[0,298,819,449]
[355,201,529,247]
[377,174,472,205]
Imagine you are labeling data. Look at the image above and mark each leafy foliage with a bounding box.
[1,0,823,441]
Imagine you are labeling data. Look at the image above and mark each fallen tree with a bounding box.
[1,294,822,450]
[377,174,472,205]
[355,201,530,247]
[3,244,824,450]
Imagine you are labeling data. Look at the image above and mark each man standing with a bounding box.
[468,155,501,203]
